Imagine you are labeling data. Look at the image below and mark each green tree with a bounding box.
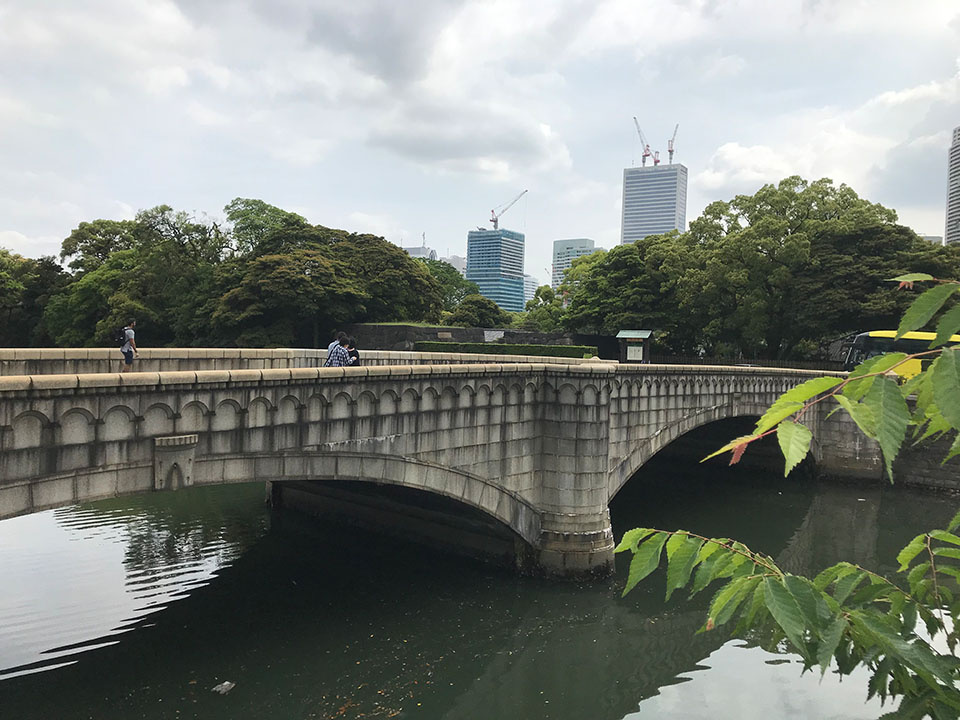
[523,285,565,331]
[134,205,229,264]
[562,234,701,353]
[620,274,960,717]
[59,219,137,273]
[417,258,479,312]
[223,198,308,255]
[212,250,364,347]
[449,294,512,328]
[324,235,443,323]
[0,255,71,346]
[561,177,932,359]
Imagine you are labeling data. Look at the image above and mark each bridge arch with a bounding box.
[224,450,541,547]
[608,402,774,500]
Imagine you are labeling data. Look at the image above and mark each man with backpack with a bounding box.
[118,320,138,372]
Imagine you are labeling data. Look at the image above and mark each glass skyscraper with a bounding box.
[620,164,688,244]
[947,126,960,245]
[552,238,595,288]
[465,229,525,312]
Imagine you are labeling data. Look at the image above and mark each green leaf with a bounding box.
[888,273,935,283]
[754,401,803,435]
[834,395,877,439]
[862,376,910,480]
[690,544,731,595]
[932,302,960,348]
[932,547,960,560]
[623,532,668,597]
[817,617,847,676]
[907,562,931,591]
[844,353,908,401]
[929,530,960,546]
[833,571,866,603]
[777,421,813,477]
[754,377,843,434]
[896,283,960,338]
[763,577,807,650]
[709,576,757,627]
[784,574,828,632]
[944,434,960,465]
[932,348,960,430]
[614,528,653,553]
[948,508,960,533]
[665,534,703,601]
[897,534,928,571]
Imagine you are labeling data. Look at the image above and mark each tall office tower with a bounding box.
[523,274,539,305]
[620,164,688,244]
[552,238,595,288]
[465,229,525,312]
[947,126,960,245]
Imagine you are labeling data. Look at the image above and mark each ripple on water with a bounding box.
[0,483,269,679]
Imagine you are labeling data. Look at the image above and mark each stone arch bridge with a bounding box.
[0,350,868,576]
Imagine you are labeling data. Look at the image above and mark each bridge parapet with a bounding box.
[0,348,611,376]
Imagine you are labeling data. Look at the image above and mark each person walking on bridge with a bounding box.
[326,331,347,362]
[324,335,352,367]
[120,320,138,373]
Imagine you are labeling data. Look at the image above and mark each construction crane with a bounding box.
[489,189,528,230]
[653,150,660,166]
[667,123,679,164]
[632,116,652,166]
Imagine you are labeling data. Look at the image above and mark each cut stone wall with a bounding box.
[0,348,613,376]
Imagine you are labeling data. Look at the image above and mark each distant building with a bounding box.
[465,229,525,312]
[621,164,688,244]
[947,126,960,245]
[552,238,596,288]
[442,255,466,274]
[403,244,438,260]
[523,274,539,306]
[922,235,944,246]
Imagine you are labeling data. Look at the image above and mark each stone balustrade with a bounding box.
[0,348,610,376]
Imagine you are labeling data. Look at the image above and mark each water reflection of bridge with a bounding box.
[7,478,946,720]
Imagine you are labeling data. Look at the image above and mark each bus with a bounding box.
[842,330,960,378]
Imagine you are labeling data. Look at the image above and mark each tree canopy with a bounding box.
[552,177,960,358]
[7,197,446,349]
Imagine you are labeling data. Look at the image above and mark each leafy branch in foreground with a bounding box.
[616,515,960,717]
[620,275,960,719]
[704,275,960,480]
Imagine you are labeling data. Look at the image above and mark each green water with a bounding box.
[0,457,954,719]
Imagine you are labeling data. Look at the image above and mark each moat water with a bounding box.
[0,453,954,719]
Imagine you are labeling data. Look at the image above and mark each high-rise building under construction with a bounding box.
[620,163,688,244]
[947,126,960,245]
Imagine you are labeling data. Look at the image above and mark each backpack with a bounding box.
[114,326,128,348]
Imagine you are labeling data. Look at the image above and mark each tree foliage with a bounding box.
[621,275,960,718]
[448,294,512,328]
[561,177,960,358]
[0,197,452,349]
[417,258,479,312]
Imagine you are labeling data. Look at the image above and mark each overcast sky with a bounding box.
[1,0,958,282]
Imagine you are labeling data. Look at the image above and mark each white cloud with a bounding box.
[346,212,408,243]
[0,230,62,258]
[0,0,958,279]
[702,53,746,80]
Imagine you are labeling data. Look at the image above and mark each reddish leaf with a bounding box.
[730,445,748,465]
